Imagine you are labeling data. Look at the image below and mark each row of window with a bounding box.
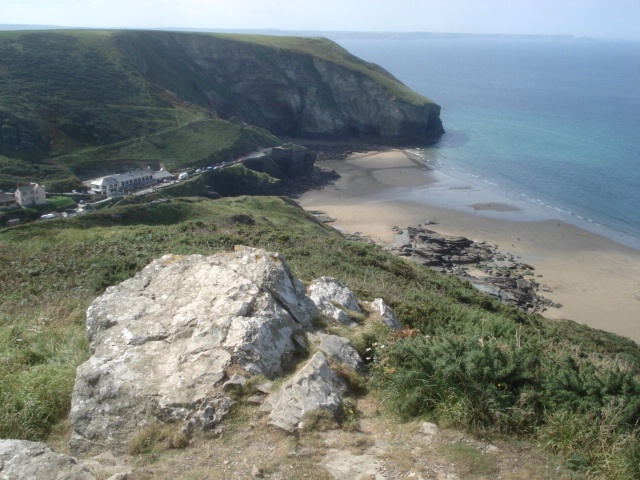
[120,175,152,185]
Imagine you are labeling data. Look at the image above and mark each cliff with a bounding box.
[116,31,444,143]
[0,30,443,190]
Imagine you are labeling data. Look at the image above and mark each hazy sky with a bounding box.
[3,0,640,40]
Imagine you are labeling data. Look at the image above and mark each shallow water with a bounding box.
[335,37,640,250]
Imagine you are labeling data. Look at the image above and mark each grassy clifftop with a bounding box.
[1,196,639,477]
[211,33,433,107]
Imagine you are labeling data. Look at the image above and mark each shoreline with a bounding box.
[298,149,640,344]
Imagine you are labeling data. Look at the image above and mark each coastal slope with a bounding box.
[0,30,443,190]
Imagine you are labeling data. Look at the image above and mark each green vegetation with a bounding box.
[128,424,189,455]
[1,195,639,478]
[0,30,281,190]
[0,29,435,190]
[210,33,433,107]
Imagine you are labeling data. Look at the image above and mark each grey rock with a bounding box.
[106,473,134,480]
[223,373,248,392]
[307,276,360,325]
[420,422,439,445]
[0,440,95,480]
[320,450,385,480]
[70,246,317,454]
[260,352,348,431]
[308,332,365,374]
[370,298,401,330]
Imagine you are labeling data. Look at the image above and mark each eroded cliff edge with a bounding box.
[116,31,444,143]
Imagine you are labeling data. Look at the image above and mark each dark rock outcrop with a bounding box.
[390,225,560,313]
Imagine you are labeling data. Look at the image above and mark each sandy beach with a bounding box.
[299,150,640,344]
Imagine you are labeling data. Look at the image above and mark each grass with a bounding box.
[1,195,639,477]
[128,424,189,455]
[208,32,434,107]
[1,28,437,190]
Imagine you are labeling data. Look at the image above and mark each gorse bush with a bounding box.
[373,327,640,478]
[538,409,640,479]
[373,333,542,432]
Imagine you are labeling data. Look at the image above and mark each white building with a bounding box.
[89,169,172,196]
[89,176,119,196]
[15,183,47,206]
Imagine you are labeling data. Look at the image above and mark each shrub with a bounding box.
[373,334,542,433]
[538,409,640,479]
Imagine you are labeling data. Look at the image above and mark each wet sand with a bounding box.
[299,150,640,344]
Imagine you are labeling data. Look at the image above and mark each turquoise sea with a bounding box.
[336,37,640,250]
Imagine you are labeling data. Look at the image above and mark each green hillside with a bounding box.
[0,30,280,190]
[0,29,442,191]
[1,196,640,477]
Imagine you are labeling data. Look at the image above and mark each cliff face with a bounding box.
[117,32,444,144]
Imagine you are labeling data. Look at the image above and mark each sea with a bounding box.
[334,36,640,250]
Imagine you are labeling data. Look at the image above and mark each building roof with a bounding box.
[0,192,16,202]
[113,170,153,182]
[90,177,118,187]
[16,183,44,194]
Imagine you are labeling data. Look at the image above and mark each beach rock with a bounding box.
[260,352,348,431]
[307,276,361,325]
[390,224,555,312]
[0,440,96,480]
[69,246,319,454]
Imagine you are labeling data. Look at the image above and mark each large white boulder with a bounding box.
[70,246,318,454]
[260,352,348,432]
[307,276,361,325]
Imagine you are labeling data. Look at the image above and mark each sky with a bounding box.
[2,0,640,40]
